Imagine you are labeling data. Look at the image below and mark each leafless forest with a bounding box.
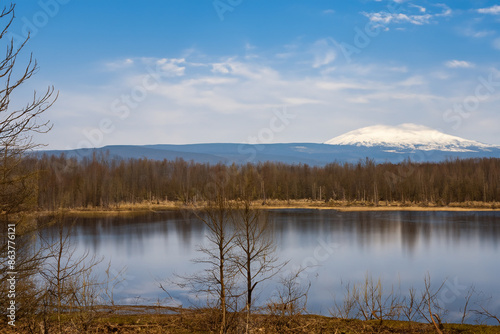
[33,153,500,210]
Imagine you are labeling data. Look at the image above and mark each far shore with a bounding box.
[35,200,500,218]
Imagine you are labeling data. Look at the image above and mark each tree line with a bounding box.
[31,153,500,210]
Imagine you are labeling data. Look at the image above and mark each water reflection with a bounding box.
[268,210,499,256]
[39,210,500,322]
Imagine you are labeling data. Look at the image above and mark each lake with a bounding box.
[40,209,500,324]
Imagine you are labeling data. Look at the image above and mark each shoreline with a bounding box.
[5,306,500,334]
[36,200,500,218]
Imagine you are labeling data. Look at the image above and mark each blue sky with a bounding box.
[6,0,500,149]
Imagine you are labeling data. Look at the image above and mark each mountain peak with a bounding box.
[324,124,494,152]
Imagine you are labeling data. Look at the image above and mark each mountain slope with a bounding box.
[37,124,500,165]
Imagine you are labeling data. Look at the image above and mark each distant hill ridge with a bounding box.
[37,124,500,166]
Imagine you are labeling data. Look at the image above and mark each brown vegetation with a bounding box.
[2,308,500,334]
[28,153,500,212]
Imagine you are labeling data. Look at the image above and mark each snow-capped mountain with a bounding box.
[325,124,496,153]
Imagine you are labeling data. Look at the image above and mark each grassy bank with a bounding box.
[36,199,500,218]
[4,309,500,333]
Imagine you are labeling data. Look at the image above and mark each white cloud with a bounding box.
[462,28,495,39]
[282,97,322,105]
[322,9,335,15]
[275,52,295,59]
[210,59,279,80]
[362,3,451,27]
[183,77,237,86]
[245,42,256,50]
[477,5,500,15]
[389,66,408,73]
[155,58,186,77]
[39,51,500,149]
[431,71,451,80]
[409,4,426,13]
[105,57,186,77]
[445,60,476,69]
[212,62,231,74]
[363,11,433,25]
[105,58,134,70]
[397,76,426,86]
[316,81,369,91]
[434,4,452,17]
[493,38,500,50]
[320,66,336,75]
[310,39,336,68]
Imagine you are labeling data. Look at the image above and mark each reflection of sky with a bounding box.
[39,210,500,323]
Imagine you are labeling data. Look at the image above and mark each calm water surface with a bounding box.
[41,210,500,323]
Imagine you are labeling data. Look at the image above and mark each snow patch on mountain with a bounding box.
[324,124,495,152]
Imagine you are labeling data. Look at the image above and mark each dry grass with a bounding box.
[35,199,500,219]
[3,311,500,334]
[257,199,500,211]
[36,201,187,218]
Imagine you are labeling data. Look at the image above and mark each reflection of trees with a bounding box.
[267,211,500,257]
[40,210,500,261]
[39,211,206,256]
[400,220,419,256]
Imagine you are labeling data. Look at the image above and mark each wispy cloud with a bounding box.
[445,60,475,69]
[362,12,432,25]
[155,58,186,77]
[461,28,495,39]
[310,39,337,68]
[55,53,455,147]
[477,5,500,15]
[105,58,134,71]
[105,57,186,77]
[409,4,426,13]
[362,3,451,27]
[493,38,500,51]
[210,59,279,80]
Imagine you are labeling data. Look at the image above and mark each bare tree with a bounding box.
[39,219,102,333]
[0,3,55,329]
[354,274,402,324]
[474,294,500,325]
[233,198,287,333]
[460,285,475,325]
[401,286,423,323]
[0,0,55,238]
[174,189,238,334]
[0,4,55,148]
[0,1,55,217]
[419,274,446,334]
[330,280,359,320]
[266,270,310,332]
